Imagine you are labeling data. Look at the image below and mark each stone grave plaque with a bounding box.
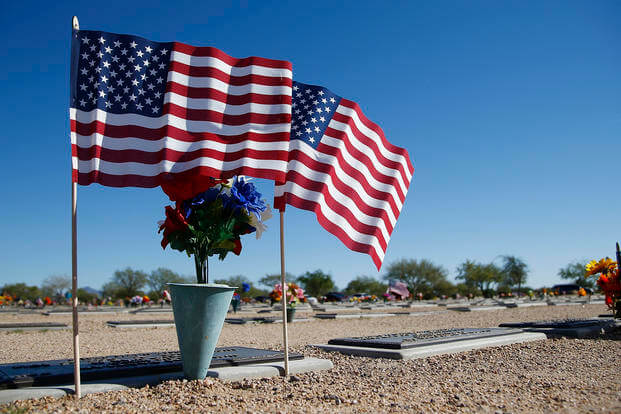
[0,323,67,330]
[107,320,173,326]
[0,347,303,389]
[499,318,604,329]
[328,328,522,349]
[314,313,337,319]
[251,317,276,323]
[225,318,247,324]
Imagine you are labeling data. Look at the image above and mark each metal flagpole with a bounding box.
[71,15,81,399]
[279,210,290,377]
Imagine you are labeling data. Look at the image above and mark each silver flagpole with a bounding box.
[71,15,81,399]
[279,210,290,377]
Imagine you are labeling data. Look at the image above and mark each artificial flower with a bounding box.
[158,176,269,283]
[161,176,229,202]
[158,205,190,248]
[228,176,267,217]
[585,258,616,276]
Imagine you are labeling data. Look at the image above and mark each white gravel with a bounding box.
[1,303,620,413]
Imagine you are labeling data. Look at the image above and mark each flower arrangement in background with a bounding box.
[130,295,143,306]
[586,257,620,313]
[349,294,378,303]
[269,283,305,307]
[158,176,272,283]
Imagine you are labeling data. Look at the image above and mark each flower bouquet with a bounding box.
[269,282,304,322]
[269,282,305,307]
[586,251,621,317]
[158,176,272,283]
[156,176,271,379]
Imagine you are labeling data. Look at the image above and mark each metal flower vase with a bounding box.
[286,307,296,322]
[168,282,235,380]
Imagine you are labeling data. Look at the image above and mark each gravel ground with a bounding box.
[1,304,620,413]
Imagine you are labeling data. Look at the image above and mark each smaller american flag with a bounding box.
[387,280,410,299]
[274,82,414,269]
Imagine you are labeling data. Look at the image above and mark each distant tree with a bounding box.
[1,283,42,301]
[344,276,387,296]
[259,273,296,290]
[558,261,594,290]
[147,268,190,294]
[297,270,335,297]
[41,275,71,300]
[456,260,502,297]
[501,256,529,294]
[383,259,449,298]
[104,267,147,299]
[101,281,122,300]
[77,288,99,304]
[214,275,268,299]
[434,278,457,298]
[455,282,478,297]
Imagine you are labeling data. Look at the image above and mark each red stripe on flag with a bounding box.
[163,102,290,125]
[73,144,288,165]
[172,43,293,70]
[166,82,291,105]
[72,119,290,144]
[75,165,285,189]
[169,61,292,87]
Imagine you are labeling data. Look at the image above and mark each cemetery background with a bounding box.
[1,303,619,412]
[0,0,619,292]
[1,0,620,412]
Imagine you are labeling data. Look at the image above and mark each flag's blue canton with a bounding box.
[72,30,173,117]
[291,82,341,149]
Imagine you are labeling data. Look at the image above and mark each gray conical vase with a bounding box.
[168,283,236,379]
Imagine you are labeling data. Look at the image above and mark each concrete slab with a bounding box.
[510,319,620,338]
[448,306,506,312]
[0,358,332,404]
[313,332,546,360]
[504,302,548,308]
[107,322,174,329]
[0,325,69,332]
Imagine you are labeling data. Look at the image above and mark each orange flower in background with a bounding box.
[588,256,620,311]
[585,258,616,276]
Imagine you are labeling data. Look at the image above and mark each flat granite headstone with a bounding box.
[106,320,174,328]
[0,323,68,331]
[328,328,522,349]
[0,347,304,389]
[499,318,619,338]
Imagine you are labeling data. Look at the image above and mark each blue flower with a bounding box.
[181,187,221,218]
[227,177,266,217]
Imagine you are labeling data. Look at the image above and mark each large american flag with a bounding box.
[274,82,414,269]
[69,29,292,190]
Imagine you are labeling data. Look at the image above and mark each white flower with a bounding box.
[249,212,267,239]
[261,204,273,222]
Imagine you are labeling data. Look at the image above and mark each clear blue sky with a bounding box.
[0,0,619,291]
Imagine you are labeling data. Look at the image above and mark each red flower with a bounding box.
[161,176,229,201]
[233,238,242,255]
[159,204,189,249]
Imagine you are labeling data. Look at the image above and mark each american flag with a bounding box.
[69,29,292,191]
[274,82,414,269]
[387,280,410,299]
